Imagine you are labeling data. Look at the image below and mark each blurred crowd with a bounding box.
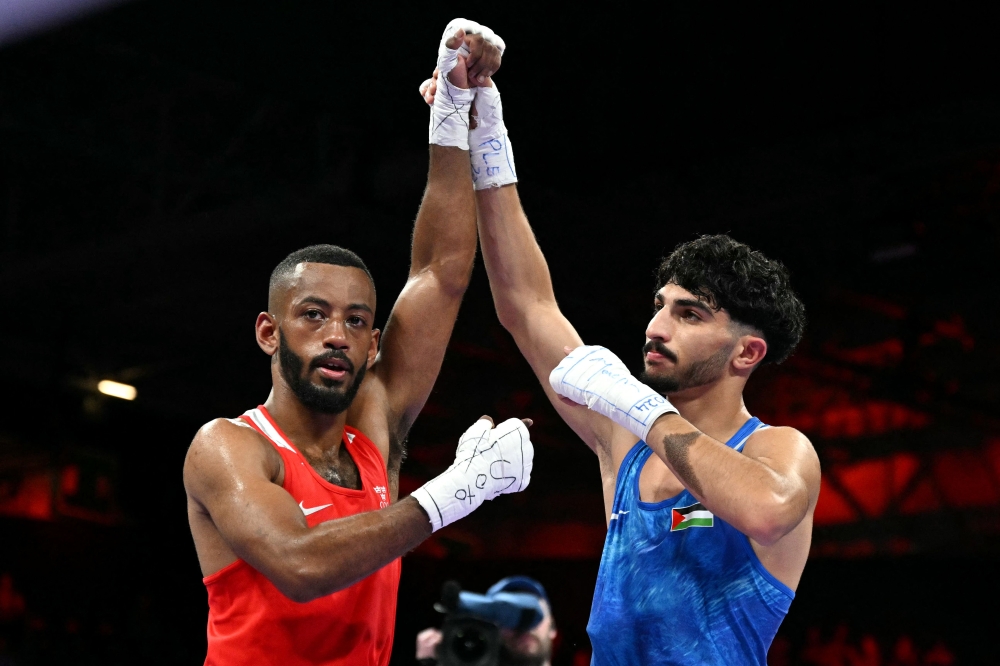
[0,571,190,666]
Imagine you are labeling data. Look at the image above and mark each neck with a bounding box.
[263,381,348,455]
[669,376,752,444]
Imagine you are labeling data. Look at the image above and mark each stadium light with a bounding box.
[97,380,137,401]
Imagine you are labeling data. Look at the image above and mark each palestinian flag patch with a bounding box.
[671,502,714,531]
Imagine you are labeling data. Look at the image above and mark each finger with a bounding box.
[563,346,574,355]
[464,34,482,70]
[471,49,499,84]
[467,46,491,82]
[521,418,533,428]
[478,414,495,427]
[444,28,465,50]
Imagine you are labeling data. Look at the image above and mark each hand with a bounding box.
[421,19,503,104]
[410,415,534,532]
[549,345,679,442]
[416,628,443,660]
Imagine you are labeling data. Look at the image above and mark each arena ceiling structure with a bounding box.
[1,5,999,659]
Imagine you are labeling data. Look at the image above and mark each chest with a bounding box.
[280,453,389,526]
[300,446,362,490]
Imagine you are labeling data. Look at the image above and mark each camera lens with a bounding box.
[452,627,488,660]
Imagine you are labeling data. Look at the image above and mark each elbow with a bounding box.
[273,555,345,604]
[273,566,322,604]
[429,252,476,297]
[744,492,806,546]
[495,303,527,333]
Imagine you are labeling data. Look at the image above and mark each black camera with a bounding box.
[434,580,544,666]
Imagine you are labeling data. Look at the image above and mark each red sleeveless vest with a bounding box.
[203,405,401,666]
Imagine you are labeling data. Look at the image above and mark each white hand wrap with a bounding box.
[470,84,517,189]
[549,345,679,442]
[411,417,533,532]
[428,22,475,149]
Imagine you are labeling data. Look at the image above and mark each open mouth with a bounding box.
[314,357,351,381]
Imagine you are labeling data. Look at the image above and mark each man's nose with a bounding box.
[322,320,350,349]
[645,308,673,343]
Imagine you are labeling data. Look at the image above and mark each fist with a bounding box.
[422,19,503,104]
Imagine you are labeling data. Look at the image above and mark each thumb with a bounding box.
[444,28,465,50]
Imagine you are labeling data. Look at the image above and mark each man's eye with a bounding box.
[683,310,700,321]
[347,316,365,327]
[653,303,663,312]
[305,310,323,320]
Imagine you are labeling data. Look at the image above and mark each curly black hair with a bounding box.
[655,235,806,364]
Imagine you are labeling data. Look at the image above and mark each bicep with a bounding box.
[507,302,615,453]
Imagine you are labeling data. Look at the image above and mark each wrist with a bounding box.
[429,80,475,150]
[469,84,516,189]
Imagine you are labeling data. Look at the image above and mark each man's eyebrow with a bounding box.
[346,303,374,315]
[299,296,373,315]
[674,298,715,315]
[300,296,331,308]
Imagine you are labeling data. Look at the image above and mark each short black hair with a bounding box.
[269,244,375,299]
[655,235,806,364]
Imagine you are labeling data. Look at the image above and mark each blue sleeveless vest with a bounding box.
[587,417,793,665]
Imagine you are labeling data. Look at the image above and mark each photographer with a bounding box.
[416,576,557,666]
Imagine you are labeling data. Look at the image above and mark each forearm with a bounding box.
[410,145,477,291]
[263,497,431,602]
[476,185,558,329]
[647,415,806,543]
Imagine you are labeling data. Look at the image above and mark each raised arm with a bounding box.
[476,185,613,453]
[373,26,502,437]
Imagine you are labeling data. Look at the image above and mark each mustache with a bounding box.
[642,340,678,363]
[308,349,356,374]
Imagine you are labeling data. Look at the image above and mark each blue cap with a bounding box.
[486,575,548,602]
[456,590,543,631]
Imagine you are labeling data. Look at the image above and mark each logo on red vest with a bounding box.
[374,485,388,508]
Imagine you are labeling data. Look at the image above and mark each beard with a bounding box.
[277,330,366,414]
[639,339,733,396]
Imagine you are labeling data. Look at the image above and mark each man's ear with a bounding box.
[367,329,381,368]
[733,334,767,374]
[256,312,279,356]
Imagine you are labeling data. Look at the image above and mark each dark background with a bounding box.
[1,2,999,664]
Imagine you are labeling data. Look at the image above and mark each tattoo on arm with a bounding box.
[661,432,703,496]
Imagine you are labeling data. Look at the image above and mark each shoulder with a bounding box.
[744,426,821,487]
[184,418,281,493]
[745,425,813,449]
